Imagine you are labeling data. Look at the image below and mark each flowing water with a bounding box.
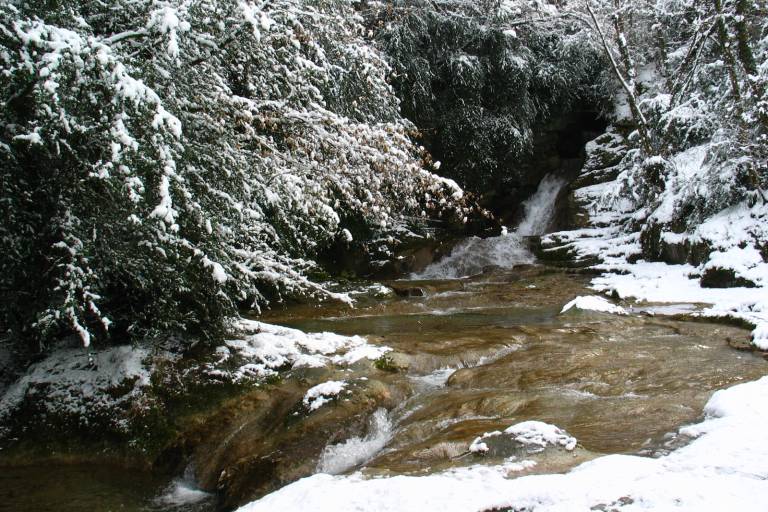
[270,269,767,477]
[1,175,766,510]
[413,172,564,279]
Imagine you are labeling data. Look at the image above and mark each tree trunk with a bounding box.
[733,0,757,77]
[713,0,742,101]
[585,2,654,154]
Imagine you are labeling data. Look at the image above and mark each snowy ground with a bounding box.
[540,141,768,350]
[0,345,153,436]
[235,376,768,512]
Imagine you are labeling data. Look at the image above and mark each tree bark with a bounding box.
[713,0,742,101]
[586,2,654,154]
[733,0,757,77]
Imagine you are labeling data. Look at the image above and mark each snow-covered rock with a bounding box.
[213,320,391,382]
[303,381,347,411]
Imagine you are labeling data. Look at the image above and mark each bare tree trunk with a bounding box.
[713,0,742,100]
[733,0,757,77]
[671,20,717,105]
[732,0,768,131]
[585,2,654,154]
[611,0,636,85]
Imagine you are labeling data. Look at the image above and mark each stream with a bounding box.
[2,175,766,511]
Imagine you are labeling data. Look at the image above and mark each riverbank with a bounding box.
[2,262,766,511]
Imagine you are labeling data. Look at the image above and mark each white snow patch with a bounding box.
[504,420,577,451]
[469,440,490,453]
[223,320,390,380]
[591,262,768,349]
[303,380,347,411]
[0,345,151,431]
[470,421,577,454]
[561,295,627,315]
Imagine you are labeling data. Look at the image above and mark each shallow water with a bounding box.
[266,266,767,477]
[0,464,213,512]
[1,265,765,511]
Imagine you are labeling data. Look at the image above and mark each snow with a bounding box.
[560,296,627,315]
[503,421,578,452]
[590,262,768,347]
[470,421,577,455]
[219,320,390,381]
[236,376,768,512]
[469,438,491,453]
[432,175,464,200]
[303,380,347,411]
[541,131,768,350]
[704,246,766,286]
[0,345,151,432]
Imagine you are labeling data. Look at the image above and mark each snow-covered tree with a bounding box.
[372,0,609,193]
[0,0,469,351]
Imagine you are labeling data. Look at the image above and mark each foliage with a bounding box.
[0,0,469,351]
[587,0,768,230]
[372,0,609,192]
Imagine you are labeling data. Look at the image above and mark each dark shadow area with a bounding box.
[473,108,607,227]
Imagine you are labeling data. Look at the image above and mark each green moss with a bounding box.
[373,354,398,373]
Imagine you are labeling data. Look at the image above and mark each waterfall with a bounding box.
[515,174,566,236]
[412,173,566,279]
[316,408,394,474]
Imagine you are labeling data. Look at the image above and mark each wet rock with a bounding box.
[373,353,410,373]
[469,421,577,457]
[531,237,600,268]
[727,336,768,359]
[390,284,426,297]
[182,378,398,510]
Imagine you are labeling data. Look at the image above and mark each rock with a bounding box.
[531,237,600,268]
[700,267,757,288]
[183,379,398,510]
[640,223,711,266]
[390,285,426,297]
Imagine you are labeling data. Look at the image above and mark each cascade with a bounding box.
[414,173,566,279]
